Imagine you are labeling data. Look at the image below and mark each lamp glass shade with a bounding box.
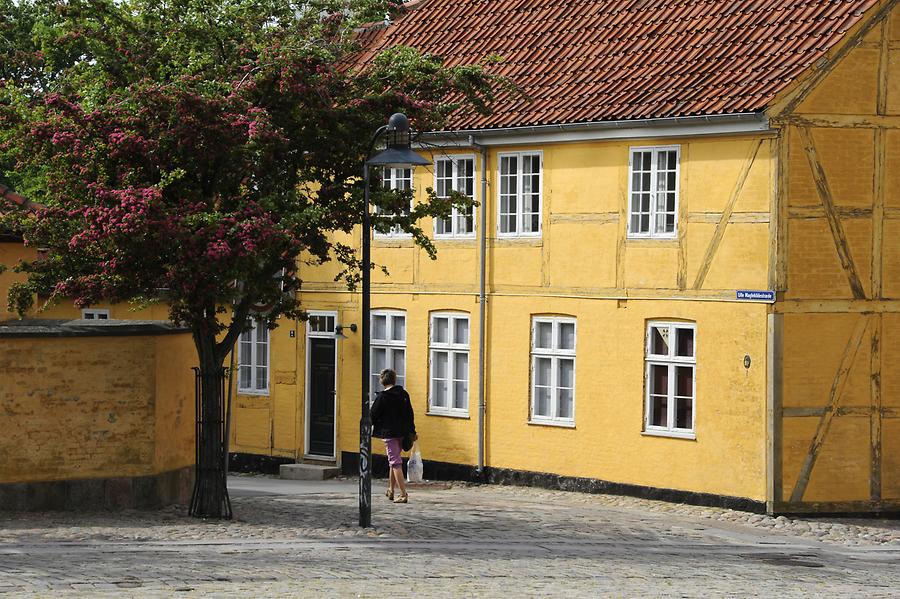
[366,146,431,168]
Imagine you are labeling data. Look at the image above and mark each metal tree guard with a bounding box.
[189,367,233,519]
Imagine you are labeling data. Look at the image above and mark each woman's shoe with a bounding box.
[393,494,408,504]
[385,488,394,501]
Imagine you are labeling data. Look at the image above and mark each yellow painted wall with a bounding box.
[262,131,778,502]
[0,241,35,319]
[0,332,195,484]
[773,3,900,511]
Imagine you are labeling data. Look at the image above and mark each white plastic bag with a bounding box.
[406,441,423,483]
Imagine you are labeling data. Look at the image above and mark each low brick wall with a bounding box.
[0,320,196,510]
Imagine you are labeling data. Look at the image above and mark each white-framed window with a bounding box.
[429,312,470,415]
[81,309,109,320]
[238,318,269,395]
[645,321,696,438]
[307,313,335,334]
[628,146,680,238]
[371,310,406,400]
[498,151,542,237]
[374,168,413,238]
[434,155,475,238]
[530,316,576,425]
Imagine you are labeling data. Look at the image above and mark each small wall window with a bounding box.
[645,321,696,437]
[429,313,470,416]
[81,309,109,320]
[498,152,542,237]
[371,310,406,400]
[628,146,680,239]
[434,156,475,238]
[374,168,413,238]
[238,319,269,395]
[530,316,576,425]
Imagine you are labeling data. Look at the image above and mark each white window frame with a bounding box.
[238,318,270,396]
[374,167,414,238]
[81,309,110,320]
[530,316,576,426]
[644,321,696,439]
[627,145,681,239]
[370,309,407,401]
[497,150,543,238]
[434,155,476,239]
[428,312,470,417]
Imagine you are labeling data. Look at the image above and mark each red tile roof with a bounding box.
[355,0,879,129]
[0,183,28,207]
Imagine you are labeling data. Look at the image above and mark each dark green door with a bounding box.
[308,337,336,457]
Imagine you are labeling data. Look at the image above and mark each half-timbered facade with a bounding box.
[4,1,897,513]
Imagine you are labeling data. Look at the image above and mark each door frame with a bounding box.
[304,310,339,460]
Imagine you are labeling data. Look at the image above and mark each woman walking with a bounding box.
[370,368,416,503]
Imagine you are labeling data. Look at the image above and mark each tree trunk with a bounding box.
[189,327,232,519]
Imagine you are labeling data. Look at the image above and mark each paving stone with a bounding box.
[1,479,899,596]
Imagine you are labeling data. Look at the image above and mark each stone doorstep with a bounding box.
[279,464,340,481]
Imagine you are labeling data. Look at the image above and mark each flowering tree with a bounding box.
[0,0,497,518]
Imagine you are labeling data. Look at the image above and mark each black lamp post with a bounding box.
[359,113,431,528]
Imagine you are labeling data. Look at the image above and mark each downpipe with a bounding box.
[470,135,488,477]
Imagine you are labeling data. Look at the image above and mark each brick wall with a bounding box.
[0,332,195,485]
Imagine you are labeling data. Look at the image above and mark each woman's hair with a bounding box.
[379,368,397,386]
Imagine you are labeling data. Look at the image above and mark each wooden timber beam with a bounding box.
[776,299,900,313]
[773,114,900,129]
[691,139,763,290]
[873,128,886,300]
[789,316,869,504]
[688,211,770,224]
[782,404,900,418]
[797,126,867,300]
[871,313,883,501]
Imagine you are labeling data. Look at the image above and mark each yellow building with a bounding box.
[3,1,898,514]
[226,0,900,514]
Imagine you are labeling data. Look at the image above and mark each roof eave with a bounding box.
[417,112,772,147]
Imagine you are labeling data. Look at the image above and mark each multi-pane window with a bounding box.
[371,310,406,400]
[374,168,413,237]
[645,321,696,436]
[434,156,475,238]
[530,317,576,424]
[628,146,680,238]
[429,313,470,415]
[499,152,542,237]
[81,309,109,320]
[238,318,269,395]
[308,313,335,334]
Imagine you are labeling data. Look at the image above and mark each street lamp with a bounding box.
[359,113,431,528]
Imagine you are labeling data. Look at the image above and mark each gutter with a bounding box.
[418,113,771,148]
[469,135,489,476]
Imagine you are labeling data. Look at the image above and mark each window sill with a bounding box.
[528,419,575,429]
[373,237,414,248]
[493,236,543,247]
[237,390,270,398]
[434,236,477,244]
[426,410,470,419]
[625,236,679,248]
[641,429,696,440]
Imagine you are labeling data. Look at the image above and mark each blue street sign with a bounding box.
[736,290,775,302]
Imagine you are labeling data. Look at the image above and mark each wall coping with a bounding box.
[0,319,190,338]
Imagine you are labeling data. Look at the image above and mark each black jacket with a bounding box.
[371,385,416,439]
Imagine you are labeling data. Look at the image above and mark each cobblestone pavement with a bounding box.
[2,477,900,597]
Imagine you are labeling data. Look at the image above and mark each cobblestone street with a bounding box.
[2,476,900,597]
